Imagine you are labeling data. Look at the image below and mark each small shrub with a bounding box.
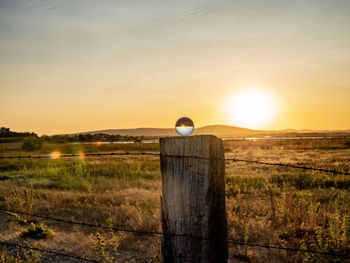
[7,186,34,215]
[6,211,28,225]
[0,246,41,263]
[22,137,43,151]
[21,223,54,239]
[95,232,116,263]
[148,241,161,263]
[224,147,232,153]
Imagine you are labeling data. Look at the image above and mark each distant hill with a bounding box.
[73,125,258,137]
[69,125,350,138]
[194,125,257,137]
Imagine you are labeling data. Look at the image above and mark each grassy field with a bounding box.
[0,139,349,262]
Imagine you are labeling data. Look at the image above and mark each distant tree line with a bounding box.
[0,127,38,144]
[20,133,145,151]
[0,127,37,138]
[1,127,148,151]
[42,133,145,143]
[0,127,144,143]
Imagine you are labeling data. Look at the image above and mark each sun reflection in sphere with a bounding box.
[175,117,194,136]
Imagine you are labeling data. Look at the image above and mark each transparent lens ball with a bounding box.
[175,117,194,136]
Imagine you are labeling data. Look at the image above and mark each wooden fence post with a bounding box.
[160,135,228,262]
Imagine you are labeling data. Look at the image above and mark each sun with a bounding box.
[226,88,278,129]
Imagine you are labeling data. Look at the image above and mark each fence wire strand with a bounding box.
[0,152,159,159]
[1,208,349,258]
[0,240,98,262]
[226,240,349,258]
[1,150,350,259]
[224,157,350,175]
[1,152,349,175]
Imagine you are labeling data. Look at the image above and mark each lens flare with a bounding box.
[78,150,85,159]
[51,151,61,159]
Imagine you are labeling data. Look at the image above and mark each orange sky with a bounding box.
[1,1,350,134]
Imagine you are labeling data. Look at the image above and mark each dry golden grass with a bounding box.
[0,139,350,262]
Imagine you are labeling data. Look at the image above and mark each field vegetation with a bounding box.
[0,138,349,262]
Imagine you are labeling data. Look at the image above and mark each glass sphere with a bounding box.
[175,117,194,136]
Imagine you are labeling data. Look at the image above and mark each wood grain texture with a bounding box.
[160,135,228,263]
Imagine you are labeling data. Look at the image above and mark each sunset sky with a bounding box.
[1,0,350,135]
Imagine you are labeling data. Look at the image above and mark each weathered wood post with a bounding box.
[160,135,228,262]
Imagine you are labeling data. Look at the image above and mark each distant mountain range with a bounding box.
[70,125,350,138]
[73,125,257,137]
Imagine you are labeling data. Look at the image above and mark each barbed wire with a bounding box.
[0,207,163,236]
[224,157,350,175]
[1,208,349,258]
[226,240,349,258]
[1,147,349,260]
[0,152,159,159]
[1,152,349,175]
[0,240,98,262]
